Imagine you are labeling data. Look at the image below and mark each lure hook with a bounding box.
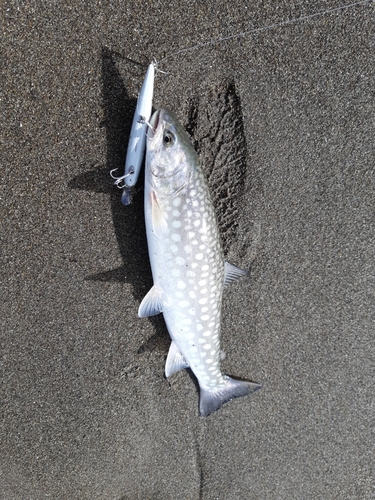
[110,168,134,189]
[139,115,154,132]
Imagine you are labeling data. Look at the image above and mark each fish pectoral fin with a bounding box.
[151,191,168,236]
[223,261,248,287]
[165,341,189,377]
[138,286,164,317]
[199,376,261,417]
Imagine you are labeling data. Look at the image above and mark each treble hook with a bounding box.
[110,167,134,189]
[138,115,154,132]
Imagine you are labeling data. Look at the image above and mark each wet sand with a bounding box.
[2,1,374,498]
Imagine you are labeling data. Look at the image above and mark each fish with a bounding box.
[110,61,155,205]
[138,108,261,416]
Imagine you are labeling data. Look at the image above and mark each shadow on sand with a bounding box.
[68,47,170,357]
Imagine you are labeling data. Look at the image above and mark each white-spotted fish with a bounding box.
[138,108,261,416]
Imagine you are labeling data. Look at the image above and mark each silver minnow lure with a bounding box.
[138,108,261,416]
[111,62,155,205]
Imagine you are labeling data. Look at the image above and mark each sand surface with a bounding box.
[2,1,374,498]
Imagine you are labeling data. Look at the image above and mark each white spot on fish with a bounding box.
[189,290,196,299]
[172,220,182,229]
[172,233,181,242]
[201,315,209,321]
[199,279,207,286]
[203,331,211,337]
[177,281,186,289]
[194,220,200,227]
[179,300,190,307]
[171,268,180,277]
[199,298,208,305]
[172,210,180,217]
[175,256,185,265]
[173,197,181,206]
[196,253,203,260]
[170,244,178,253]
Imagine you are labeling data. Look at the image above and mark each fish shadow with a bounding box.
[68,47,170,356]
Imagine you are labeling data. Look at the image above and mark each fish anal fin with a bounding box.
[199,376,261,417]
[165,341,189,377]
[223,261,248,287]
[138,286,163,318]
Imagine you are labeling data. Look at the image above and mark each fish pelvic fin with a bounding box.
[223,262,248,287]
[165,341,189,377]
[138,285,163,317]
[199,376,261,417]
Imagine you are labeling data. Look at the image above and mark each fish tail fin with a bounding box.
[199,376,261,417]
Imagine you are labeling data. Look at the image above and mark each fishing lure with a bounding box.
[110,61,156,205]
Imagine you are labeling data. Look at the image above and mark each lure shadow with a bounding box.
[68,47,169,355]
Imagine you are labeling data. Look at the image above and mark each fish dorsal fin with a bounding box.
[138,286,163,317]
[223,262,248,287]
[151,190,167,236]
[165,341,189,377]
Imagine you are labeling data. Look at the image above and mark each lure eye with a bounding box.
[163,131,175,147]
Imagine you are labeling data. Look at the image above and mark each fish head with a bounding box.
[146,108,197,198]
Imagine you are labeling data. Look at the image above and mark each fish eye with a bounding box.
[163,131,175,147]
